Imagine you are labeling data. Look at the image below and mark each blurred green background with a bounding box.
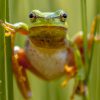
[0,0,99,100]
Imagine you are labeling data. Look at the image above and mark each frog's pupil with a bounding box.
[29,13,34,18]
[62,13,67,18]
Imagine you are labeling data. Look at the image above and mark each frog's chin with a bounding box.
[28,26,67,49]
[29,36,66,49]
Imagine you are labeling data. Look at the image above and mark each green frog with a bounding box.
[0,10,99,100]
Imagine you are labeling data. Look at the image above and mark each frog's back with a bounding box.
[25,39,67,80]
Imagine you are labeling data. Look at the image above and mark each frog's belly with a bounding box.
[25,41,67,80]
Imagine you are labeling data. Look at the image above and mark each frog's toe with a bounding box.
[14,46,20,53]
[61,64,77,87]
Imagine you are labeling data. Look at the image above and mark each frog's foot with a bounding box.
[61,65,77,87]
[70,81,87,100]
[13,46,32,99]
[0,20,29,35]
[0,20,15,34]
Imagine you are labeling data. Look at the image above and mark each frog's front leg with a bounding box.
[0,21,31,99]
[0,20,29,36]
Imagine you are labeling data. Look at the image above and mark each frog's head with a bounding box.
[28,10,68,49]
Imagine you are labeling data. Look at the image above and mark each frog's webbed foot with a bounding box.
[0,20,29,35]
[13,46,32,99]
[61,46,77,87]
[61,65,77,87]
[62,66,86,100]
[0,20,15,34]
[62,65,81,100]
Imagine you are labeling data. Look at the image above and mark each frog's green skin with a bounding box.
[0,10,97,100]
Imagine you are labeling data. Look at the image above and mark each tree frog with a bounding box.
[0,10,99,100]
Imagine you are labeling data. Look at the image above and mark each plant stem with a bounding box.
[0,0,7,100]
[80,0,88,100]
[5,36,14,100]
[86,18,97,83]
[5,0,14,100]
[0,0,14,100]
[81,0,89,75]
[85,0,100,84]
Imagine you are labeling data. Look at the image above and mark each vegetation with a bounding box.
[0,0,99,100]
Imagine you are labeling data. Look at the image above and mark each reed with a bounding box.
[81,0,100,100]
[88,0,100,99]
[5,0,14,99]
[0,0,7,100]
[0,0,14,100]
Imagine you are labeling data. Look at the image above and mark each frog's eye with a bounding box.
[29,12,36,21]
[60,13,68,22]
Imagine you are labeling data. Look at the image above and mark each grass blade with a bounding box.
[89,2,100,98]
[80,0,89,76]
[5,0,14,100]
[0,0,7,100]
[5,35,14,100]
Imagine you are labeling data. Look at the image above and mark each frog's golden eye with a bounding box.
[60,13,68,22]
[29,12,36,21]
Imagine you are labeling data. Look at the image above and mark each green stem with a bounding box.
[0,0,7,100]
[5,36,14,100]
[5,0,14,100]
[96,0,100,14]
[86,0,99,84]
[0,0,13,100]
[80,0,88,100]
[86,19,97,83]
[81,0,89,74]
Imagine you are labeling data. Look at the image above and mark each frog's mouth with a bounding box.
[29,26,67,48]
